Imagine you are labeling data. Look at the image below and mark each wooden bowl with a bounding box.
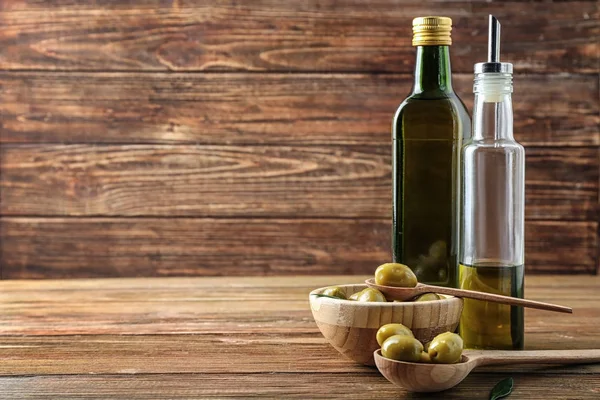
[309,284,463,366]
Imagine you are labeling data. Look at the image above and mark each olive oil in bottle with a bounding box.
[392,17,471,287]
[459,16,525,349]
[459,263,524,349]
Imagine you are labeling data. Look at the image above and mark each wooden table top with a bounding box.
[0,275,598,399]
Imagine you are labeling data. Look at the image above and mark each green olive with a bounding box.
[374,263,418,288]
[322,286,347,299]
[381,335,423,362]
[428,332,463,364]
[413,293,443,302]
[419,351,431,363]
[376,323,414,346]
[348,288,386,302]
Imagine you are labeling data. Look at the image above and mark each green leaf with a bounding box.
[489,377,514,400]
[311,294,343,300]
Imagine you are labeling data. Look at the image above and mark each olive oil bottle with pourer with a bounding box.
[459,16,525,349]
[392,17,471,287]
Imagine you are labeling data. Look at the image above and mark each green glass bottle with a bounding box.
[392,16,471,287]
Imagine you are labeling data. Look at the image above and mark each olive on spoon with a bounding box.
[374,348,600,392]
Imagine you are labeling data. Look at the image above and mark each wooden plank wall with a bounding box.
[0,0,598,278]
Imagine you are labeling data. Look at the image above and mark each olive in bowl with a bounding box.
[413,293,443,302]
[321,286,347,300]
[349,287,386,302]
[309,284,463,365]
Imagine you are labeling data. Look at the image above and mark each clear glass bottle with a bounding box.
[392,16,471,287]
[459,16,525,350]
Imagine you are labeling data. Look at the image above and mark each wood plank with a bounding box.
[0,218,389,279]
[0,335,368,375]
[1,219,596,279]
[524,147,599,221]
[525,221,597,274]
[2,373,600,400]
[1,274,597,292]
[0,1,597,73]
[0,145,596,220]
[0,145,391,217]
[0,275,598,399]
[0,275,598,336]
[0,73,597,146]
[0,276,597,373]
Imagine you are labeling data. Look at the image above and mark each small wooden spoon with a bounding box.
[374,348,600,392]
[365,278,572,314]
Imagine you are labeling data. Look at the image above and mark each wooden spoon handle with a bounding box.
[420,284,573,314]
[471,349,600,367]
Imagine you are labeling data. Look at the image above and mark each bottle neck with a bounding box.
[472,93,514,141]
[412,46,453,94]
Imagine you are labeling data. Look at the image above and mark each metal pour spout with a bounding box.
[488,15,500,63]
[474,15,512,75]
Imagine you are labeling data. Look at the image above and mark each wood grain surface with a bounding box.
[1,145,597,220]
[0,275,598,399]
[0,1,598,278]
[1,374,599,400]
[0,73,597,146]
[0,1,597,73]
[1,218,596,278]
[1,276,598,336]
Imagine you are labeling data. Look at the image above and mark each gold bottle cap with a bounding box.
[412,16,452,46]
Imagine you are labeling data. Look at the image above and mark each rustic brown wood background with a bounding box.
[0,0,598,279]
